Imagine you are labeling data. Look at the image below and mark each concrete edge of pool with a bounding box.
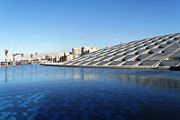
[39,63,180,70]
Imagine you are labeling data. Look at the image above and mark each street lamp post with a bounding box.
[30,54,33,64]
[12,54,16,65]
[35,52,38,64]
[21,53,24,64]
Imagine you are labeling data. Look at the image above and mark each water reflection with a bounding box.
[1,65,180,91]
[4,67,8,83]
[63,68,180,90]
[110,74,180,90]
[0,65,180,120]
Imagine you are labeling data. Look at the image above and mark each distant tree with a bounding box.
[30,54,33,59]
[5,49,8,57]
[35,52,38,63]
[4,49,8,66]
[45,55,49,60]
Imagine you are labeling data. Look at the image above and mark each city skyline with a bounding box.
[0,0,179,55]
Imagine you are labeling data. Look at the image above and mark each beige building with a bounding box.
[72,46,99,58]
[81,46,99,55]
[72,48,81,58]
[40,46,99,63]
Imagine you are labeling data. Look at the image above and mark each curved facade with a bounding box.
[63,33,180,69]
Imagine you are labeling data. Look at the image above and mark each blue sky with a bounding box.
[0,0,180,56]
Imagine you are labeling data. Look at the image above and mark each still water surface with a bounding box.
[0,65,180,120]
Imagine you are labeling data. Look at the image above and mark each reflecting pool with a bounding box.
[0,65,180,120]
